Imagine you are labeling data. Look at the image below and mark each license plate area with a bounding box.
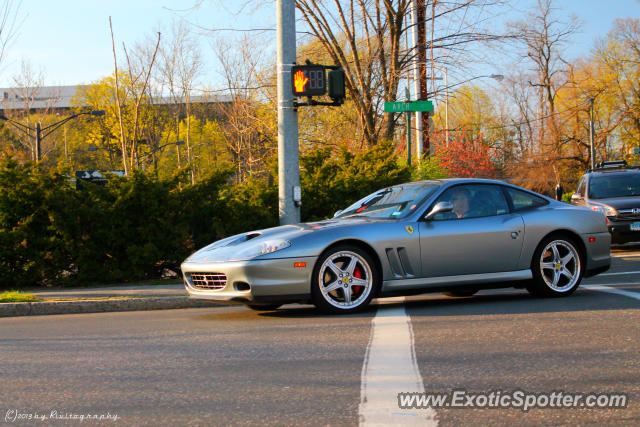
[630,222,640,231]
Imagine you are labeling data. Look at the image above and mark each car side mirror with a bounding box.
[333,209,343,218]
[425,201,453,220]
[571,193,583,203]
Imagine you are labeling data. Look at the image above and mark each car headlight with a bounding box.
[236,239,291,259]
[591,205,617,217]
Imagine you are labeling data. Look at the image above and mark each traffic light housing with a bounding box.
[291,61,345,107]
[328,69,345,101]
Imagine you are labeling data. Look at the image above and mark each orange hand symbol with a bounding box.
[293,70,309,93]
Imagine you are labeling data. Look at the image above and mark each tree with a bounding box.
[109,17,161,174]
[432,131,497,178]
[212,34,277,182]
[505,0,580,191]
[157,20,204,183]
[0,0,22,70]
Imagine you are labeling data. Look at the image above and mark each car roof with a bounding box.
[586,169,640,178]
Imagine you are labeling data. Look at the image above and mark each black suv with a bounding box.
[571,160,640,244]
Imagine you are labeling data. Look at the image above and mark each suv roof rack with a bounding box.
[587,160,639,173]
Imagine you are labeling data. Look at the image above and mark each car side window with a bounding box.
[576,178,586,196]
[432,184,510,220]
[506,188,548,211]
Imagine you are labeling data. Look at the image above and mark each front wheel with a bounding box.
[311,245,380,314]
[527,235,583,297]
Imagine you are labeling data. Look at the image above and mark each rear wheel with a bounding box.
[527,235,583,297]
[246,304,281,311]
[311,245,379,314]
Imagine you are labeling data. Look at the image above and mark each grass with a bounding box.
[0,291,40,303]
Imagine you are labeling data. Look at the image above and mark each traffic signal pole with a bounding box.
[277,0,301,224]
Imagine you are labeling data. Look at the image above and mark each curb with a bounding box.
[0,296,222,318]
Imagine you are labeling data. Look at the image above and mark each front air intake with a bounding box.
[189,272,227,290]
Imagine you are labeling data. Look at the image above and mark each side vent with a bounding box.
[385,248,404,278]
[397,247,415,278]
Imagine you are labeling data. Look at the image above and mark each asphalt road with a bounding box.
[1,247,639,426]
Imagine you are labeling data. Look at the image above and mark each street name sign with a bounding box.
[384,100,433,113]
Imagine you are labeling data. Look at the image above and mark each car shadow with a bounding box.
[259,286,638,319]
[611,243,640,252]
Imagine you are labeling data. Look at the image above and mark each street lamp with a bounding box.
[138,140,185,161]
[0,110,106,161]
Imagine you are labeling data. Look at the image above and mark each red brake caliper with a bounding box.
[353,266,362,294]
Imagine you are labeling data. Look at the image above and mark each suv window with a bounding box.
[432,184,509,220]
[506,187,548,211]
[588,173,640,199]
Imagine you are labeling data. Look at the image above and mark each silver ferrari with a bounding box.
[181,178,611,313]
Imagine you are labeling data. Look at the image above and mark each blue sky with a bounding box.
[1,0,639,88]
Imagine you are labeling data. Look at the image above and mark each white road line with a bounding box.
[583,284,640,301]
[598,270,640,276]
[359,298,437,426]
[612,253,640,258]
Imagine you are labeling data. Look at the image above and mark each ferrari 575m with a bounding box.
[181,178,611,313]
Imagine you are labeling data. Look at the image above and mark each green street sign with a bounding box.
[384,100,433,113]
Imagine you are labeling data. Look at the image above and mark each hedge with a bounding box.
[0,141,432,288]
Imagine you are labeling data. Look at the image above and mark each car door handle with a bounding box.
[511,231,520,239]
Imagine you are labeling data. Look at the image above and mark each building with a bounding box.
[0,85,232,114]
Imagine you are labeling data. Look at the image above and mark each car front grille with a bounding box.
[189,272,227,290]
[617,209,640,220]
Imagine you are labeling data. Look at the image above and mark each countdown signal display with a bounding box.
[291,65,327,97]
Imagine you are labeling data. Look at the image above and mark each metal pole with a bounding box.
[411,0,423,160]
[277,0,300,224]
[64,124,68,163]
[444,67,449,146]
[35,122,42,162]
[589,97,595,170]
[416,0,429,157]
[405,87,412,166]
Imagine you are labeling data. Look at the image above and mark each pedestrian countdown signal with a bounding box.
[291,65,326,97]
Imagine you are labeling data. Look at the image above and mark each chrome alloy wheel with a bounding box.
[317,251,373,309]
[539,240,581,292]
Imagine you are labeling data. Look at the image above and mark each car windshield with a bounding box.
[588,174,640,199]
[335,183,440,219]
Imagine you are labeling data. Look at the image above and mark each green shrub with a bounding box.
[0,159,69,288]
[0,142,420,288]
[301,140,412,221]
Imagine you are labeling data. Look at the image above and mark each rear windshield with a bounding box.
[336,183,440,219]
[588,174,640,199]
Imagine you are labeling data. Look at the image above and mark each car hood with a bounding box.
[183,217,390,263]
[589,197,640,210]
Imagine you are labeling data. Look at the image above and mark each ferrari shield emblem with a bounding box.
[405,225,414,234]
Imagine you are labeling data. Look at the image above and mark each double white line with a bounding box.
[359,298,437,426]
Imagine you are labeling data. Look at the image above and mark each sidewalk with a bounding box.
[29,283,187,299]
[1,283,221,318]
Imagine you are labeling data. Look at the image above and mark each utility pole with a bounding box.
[416,0,429,158]
[277,0,301,224]
[589,97,595,170]
[411,0,429,159]
[35,122,42,162]
[405,87,412,166]
[411,0,422,159]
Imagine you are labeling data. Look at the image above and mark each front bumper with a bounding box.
[608,219,640,244]
[180,256,317,305]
